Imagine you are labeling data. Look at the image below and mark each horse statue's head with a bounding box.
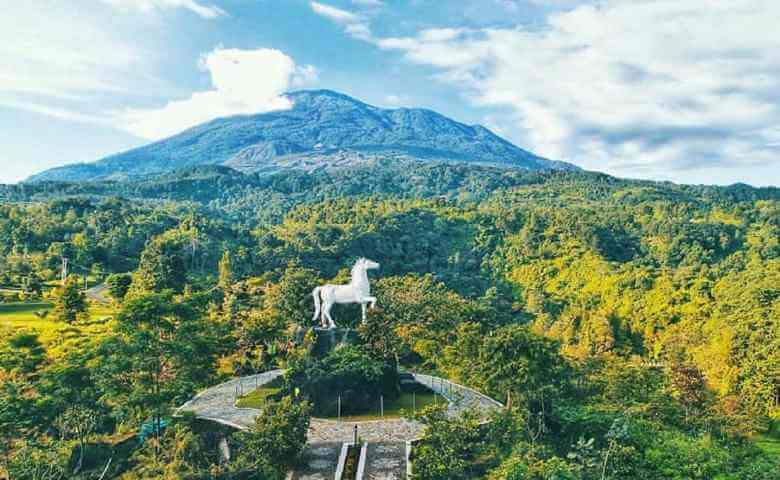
[361,258,380,270]
[352,257,380,277]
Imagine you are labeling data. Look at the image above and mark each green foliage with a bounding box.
[2,158,780,477]
[218,249,233,289]
[51,277,87,323]
[5,441,69,480]
[95,291,220,432]
[0,330,46,374]
[105,273,132,302]
[231,396,312,478]
[264,263,322,324]
[445,323,571,413]
[370,274,494,366]
[121,422,212,479]
[53,405,98,473]
[129,236,187,295]
[411,405,490,480]
[285,345,390,416]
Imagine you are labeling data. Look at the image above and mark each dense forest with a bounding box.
[1,160,778,478]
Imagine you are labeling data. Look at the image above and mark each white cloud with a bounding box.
[0,98,112,126]
[351,0,780,184]
[311,2,360,23]
[99,0,226,18]
[383,94,412,107]
[0,2,141,101]
[310,1,372,41]
[118,47,317,139]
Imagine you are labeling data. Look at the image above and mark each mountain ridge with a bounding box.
[27,89,578,183]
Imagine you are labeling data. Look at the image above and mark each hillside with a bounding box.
[26,90,576,183]
[2,159,779,478]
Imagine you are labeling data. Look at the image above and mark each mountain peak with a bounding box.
[28,90,578,183]
[288,88,362,100]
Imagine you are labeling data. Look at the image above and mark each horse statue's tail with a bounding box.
[311,286,322,325]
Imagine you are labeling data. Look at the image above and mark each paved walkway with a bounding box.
[291,442,341,480]
[411,373,504,418]
[176,371,503,443]
[86,283,111,304]
[176,370,285,429]
[364,442,407,480]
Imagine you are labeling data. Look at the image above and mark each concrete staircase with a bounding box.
[290,442,342,480]
[362,442,407,480]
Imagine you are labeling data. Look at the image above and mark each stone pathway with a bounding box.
[177,371,502,443]
[411,373,503,419]
[175,370,284,429]
[291,442,341,480]
[309,419,423,443]
[364,442,407,480]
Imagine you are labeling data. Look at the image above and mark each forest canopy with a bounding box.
[1,161,778,478]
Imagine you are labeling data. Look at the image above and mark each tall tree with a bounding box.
[218,250,233,289]
[105,272,132,303]
[53,406,98,474]
[96,292,218,453]
[51,277,87,324]
[232,396,311,478]
[129,236,187,295]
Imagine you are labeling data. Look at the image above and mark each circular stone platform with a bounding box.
[175,370,503,443]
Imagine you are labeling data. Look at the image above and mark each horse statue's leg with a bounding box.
[365,296,377,309]
[312,287,321,325]
[361,302,367,323]
[323,301,336,329]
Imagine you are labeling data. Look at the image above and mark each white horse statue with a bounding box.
[312,258,379,329]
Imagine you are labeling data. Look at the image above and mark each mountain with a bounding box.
[27,90,577,182]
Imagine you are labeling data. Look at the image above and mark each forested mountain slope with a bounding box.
[4,162,779,410]
[26,90,575,183]
[2,159,778,478]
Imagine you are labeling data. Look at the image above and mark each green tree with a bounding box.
[373,274,489,367]
[53,405,98,474]
[96,292,219,452]
[264,263,321,324]
[232,396,312,478]
[447,324,570,412]
[105,272,132,302]
[410,405,487,480]
[0,331,46,374]
[51,277,87,324]
[129,236,187,295]
[285,346,388,417]
[123,422,209,479]
[218,250,233,289]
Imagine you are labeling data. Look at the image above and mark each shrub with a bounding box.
[285,346,392,416]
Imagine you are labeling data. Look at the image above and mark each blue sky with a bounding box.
[1,0,778,185]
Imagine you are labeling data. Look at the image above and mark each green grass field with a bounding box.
[0,301,115,354]
[235,383,283,409]
[322,391,444,421]
[236,380,445,421]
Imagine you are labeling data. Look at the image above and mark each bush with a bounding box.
[232,396,312,478]
[285,346,394,416]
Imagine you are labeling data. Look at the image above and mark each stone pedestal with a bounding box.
[312,327,359,357]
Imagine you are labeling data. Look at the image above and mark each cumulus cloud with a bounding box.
[118,47,317,139]
[99,0,226,18]
[329,0,780,183]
